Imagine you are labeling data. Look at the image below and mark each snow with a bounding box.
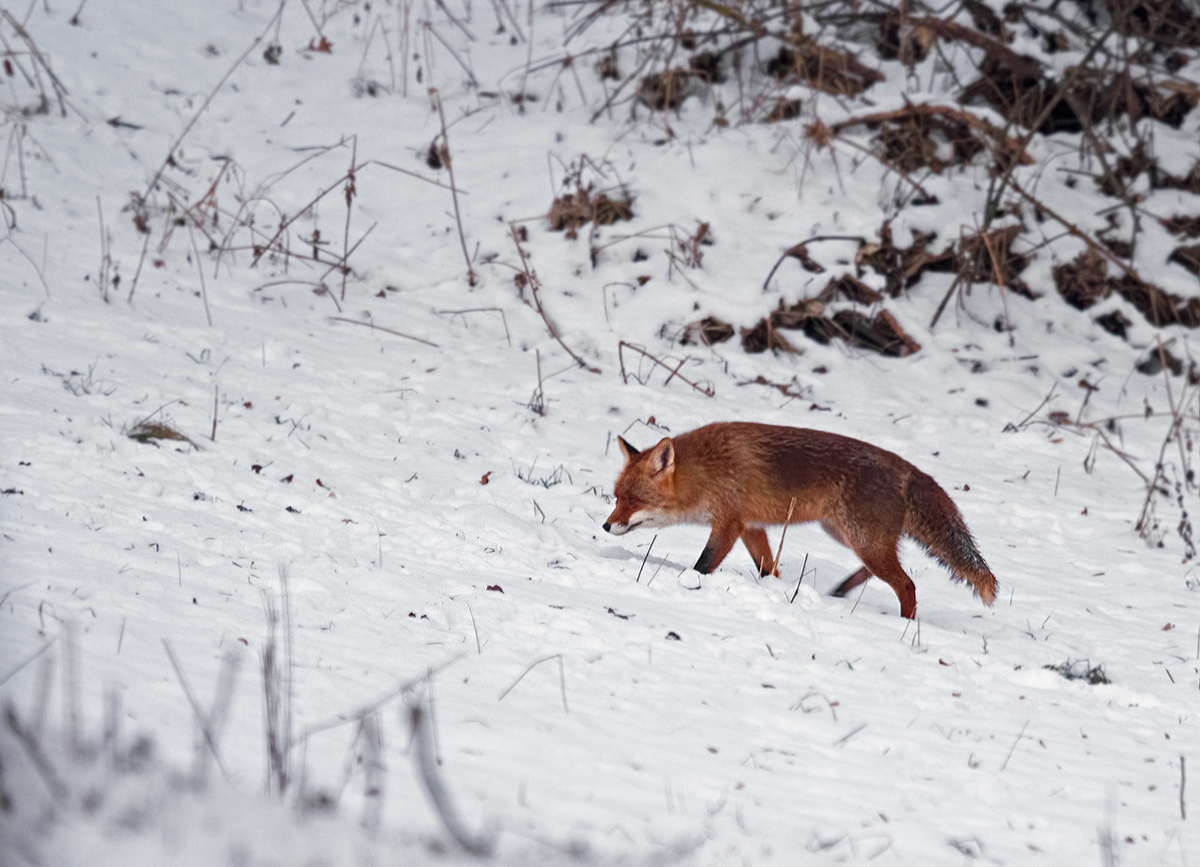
[1,0,1198,864]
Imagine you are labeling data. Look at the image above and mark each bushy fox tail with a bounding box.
[904,472,997,605]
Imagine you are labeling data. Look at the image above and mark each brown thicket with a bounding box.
[574,0,1200,354]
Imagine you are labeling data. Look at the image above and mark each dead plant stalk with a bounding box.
[95,196,111,302]
[1135,340,1197,538]
[187,224,213,326]
[509,222,601,373]
[770,496,798,575]
[979,223,1013,341]
[340,137,357,301]
[329,316,439,348]
[141,3,286,201]
[980,19,1118,230]
[617,340,713,396]
[438,307,512,346]
[1007,177,1143,283]
[429,89,475,286]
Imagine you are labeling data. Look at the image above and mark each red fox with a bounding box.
[603,422,996,619]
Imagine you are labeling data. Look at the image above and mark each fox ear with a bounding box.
[649,439,675,475]
[617,436,641,462]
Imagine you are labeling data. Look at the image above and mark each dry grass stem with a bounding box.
[162,639,231,783]
[617,340,714,396]
[5,703,68,801]
[430,89,476,286]
[438,307,512,346]
[510,221,600,372]
[329,316,439,348]
[770,497,798,575]
[498,653,568,714]
[410,704,494,855]
[142,4,286,201]
[636,534,658,583]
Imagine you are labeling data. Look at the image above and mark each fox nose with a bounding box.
[602,522,612,533]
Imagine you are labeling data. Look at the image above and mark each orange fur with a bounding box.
[603,422,996,619]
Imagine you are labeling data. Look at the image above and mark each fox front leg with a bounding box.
[693,519,744,574]
[740,527,777,577]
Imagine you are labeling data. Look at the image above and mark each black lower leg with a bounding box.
[829,566,872,598]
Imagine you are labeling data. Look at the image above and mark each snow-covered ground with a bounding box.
[2,1,1198,864]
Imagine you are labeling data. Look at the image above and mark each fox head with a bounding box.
[603,435,681,535]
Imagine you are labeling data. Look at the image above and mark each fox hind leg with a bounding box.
[823,518,917,618]
[824,521,875,601]
[829,566,872,598]
[856,547,918,619]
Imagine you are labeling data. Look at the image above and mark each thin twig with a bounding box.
[1007,176,1142,283]
[636,535,657,583]
[260,568,294,797]
[142,3,287,200]
[978,18,1118,231]
[1136,343,1192,534]
[770,497,798,575]
[1154,337,1193,487]
[329,316,439,347]
[438,307,511,346]
[510,223,600,372]
[1000,719,1031,772]
[162,639,230,781]
[528,348,546,416]
[979,223,1013,341]
[1012,382,1059,431]
[498,654,568,713]
[340,136,357,301]
[430,89,475,286]
[410,705,493,855]
[95,196,110,302]
[833,723,867,747]
[761,235,862,291]
[849,578,868,616]
[126,228,152,304]
[0,9,71,116]
[298,652,466,741]
[0,232,49,296]
[831,103,1031,166]
[369,159,464,191]
[62,620,79,757]
[0,636,57,687]
[5,704,68,800]
[464,601,482,654]
[618,340,712,396]
[929,273,965,330]
[423,20,479,87]
[788,552,809,604]
[187,224,213,326]
[317,222,375,297]
[831,133,938,203]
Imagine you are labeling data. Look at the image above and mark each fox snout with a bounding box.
[603,502,671,534]
[602,505,635,534]
[603,499,638,535]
